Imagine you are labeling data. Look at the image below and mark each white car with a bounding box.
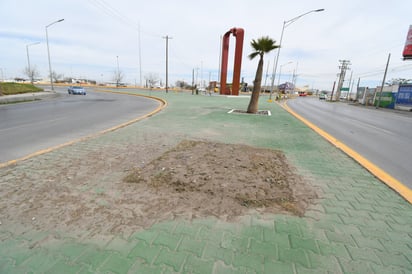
[68,86,86,95]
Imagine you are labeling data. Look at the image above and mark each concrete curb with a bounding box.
[0,92,59,104]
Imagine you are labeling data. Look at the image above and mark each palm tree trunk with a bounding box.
[247,55,264,113]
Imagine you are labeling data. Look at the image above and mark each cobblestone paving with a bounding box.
[0,91,411,273]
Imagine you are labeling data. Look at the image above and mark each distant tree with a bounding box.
[113,70,124,87]
[24,65,40,83]
[175,80,191,89]
[386,78,412,86]
[50,71,64,83]
[145,73,160,88]
[247,36,279,113]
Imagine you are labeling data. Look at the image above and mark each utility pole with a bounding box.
[355,77,361,101]
[335,60,351,101]
[116,55,120,88]
[163,35,172,93]
[192,68,195,95]
[376,53,391,109]
[138,23,142,87]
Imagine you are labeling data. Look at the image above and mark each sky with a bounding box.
[1,0,412,91]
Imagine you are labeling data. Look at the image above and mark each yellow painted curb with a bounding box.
[0,91,167,169]
[280,101,412,204]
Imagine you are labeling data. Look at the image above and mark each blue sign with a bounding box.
[396,85,412,106]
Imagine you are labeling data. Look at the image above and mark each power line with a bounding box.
[88,0,137,30]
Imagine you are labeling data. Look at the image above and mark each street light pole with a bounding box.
[269,9,324,101]
[277,61,293,88]
[26,42,40,84]
[116,55,120,87]
[45,18,64,91]
[163,35,172,93]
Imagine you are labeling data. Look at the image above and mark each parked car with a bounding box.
[319,94,327,100]
[68,86,86,95]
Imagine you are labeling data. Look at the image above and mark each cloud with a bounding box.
[1,0,412,89]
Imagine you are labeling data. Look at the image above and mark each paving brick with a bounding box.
[345,245,382,264]
[221,233,249,252]
[45,260,83,274]
[250,216,276,228]
[58,242,90,261]
[132,262,163,274]
[177,236,206,257]
[153,248,187,272]
[374,250,412,269]
[99,252,134,274]
[128,240,160,265]
[75,248,111,272]
[173,222,202,238]
[351,234,385,251]
[130,229,158,244]
[182,254,214,274]
[359,227,391,241]
[232,251,264,272]
[289,235,320,254]
[332,224,363,237]
[202,243,233,265]
[340,215,390,230]
[240,226,263,241]
[344,208,374,219]
[324,231,356,247]
[337,257,373,273]
[6,245,33,266]
[384,214,412,225]
[379,239,412,255]
[153,231,181,251]
[150,221,178,232]
[80,233,115,249]
[106,236,138,256]
[196,226,225,244]
[306,251,342,272]
[20,250,59,273]
[263,260,294,274]
[275,221,302,237]
[262,228,290,249]
[0,257,17,274]
[249,239,277,259]
[369,262,408,274]
[213,261,238,274]
[385,231,412,243]
[386,221,412,233]
[323,205,349,216]
[278,248,310,268]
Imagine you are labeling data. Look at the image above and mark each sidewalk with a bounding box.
[0,91,411,273]
[0,91,58,104]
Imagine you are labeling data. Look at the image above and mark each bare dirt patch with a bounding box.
[124,140,317,219]
[0,139,317,236]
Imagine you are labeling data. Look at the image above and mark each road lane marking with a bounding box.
[281,100,412,204]
[0,93,167,169]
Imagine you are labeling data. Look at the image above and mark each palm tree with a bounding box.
[247,36,279,113]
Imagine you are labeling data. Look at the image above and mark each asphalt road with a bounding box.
[287,97,412,189]
[0,87,160,163]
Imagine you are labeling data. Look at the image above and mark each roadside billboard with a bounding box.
[403,25,412,60]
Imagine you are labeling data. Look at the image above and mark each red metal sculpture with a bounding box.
[220,28,244,95]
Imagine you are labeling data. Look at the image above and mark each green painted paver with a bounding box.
[99,252,134,274]
[0,91,411,273]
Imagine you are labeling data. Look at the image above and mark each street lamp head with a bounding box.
[58,19,64,22]
[315,9,325,12]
